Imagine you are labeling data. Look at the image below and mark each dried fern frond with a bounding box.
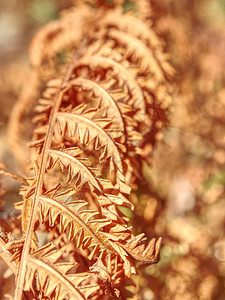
[1,2,174,299]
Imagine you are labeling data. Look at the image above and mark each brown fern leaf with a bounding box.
[87,29,166,81]
[122,235,162,264]
[85,22,174,151]
[100,9,161,49]
[2,3,174,299]
[0,236,16,274]
[72,55,147,118]
[24,244,100,300]
[6,241,100,300]
[37,198,138,275]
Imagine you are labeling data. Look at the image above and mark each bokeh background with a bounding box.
[0,0,225,299]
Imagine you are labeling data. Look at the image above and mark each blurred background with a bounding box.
[0,0,225,299]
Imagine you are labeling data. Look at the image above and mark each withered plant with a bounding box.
[0,1,174,299]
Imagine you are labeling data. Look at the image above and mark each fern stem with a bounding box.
[14,44,87,300]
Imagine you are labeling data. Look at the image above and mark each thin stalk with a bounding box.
[14,43,87,300]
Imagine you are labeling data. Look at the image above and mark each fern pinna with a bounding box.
[0,2,173,299]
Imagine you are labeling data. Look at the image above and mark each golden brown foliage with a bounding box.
[0,1,173,299]
[2,1,224,299]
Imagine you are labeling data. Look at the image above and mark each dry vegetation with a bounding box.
[0,0,225,299]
